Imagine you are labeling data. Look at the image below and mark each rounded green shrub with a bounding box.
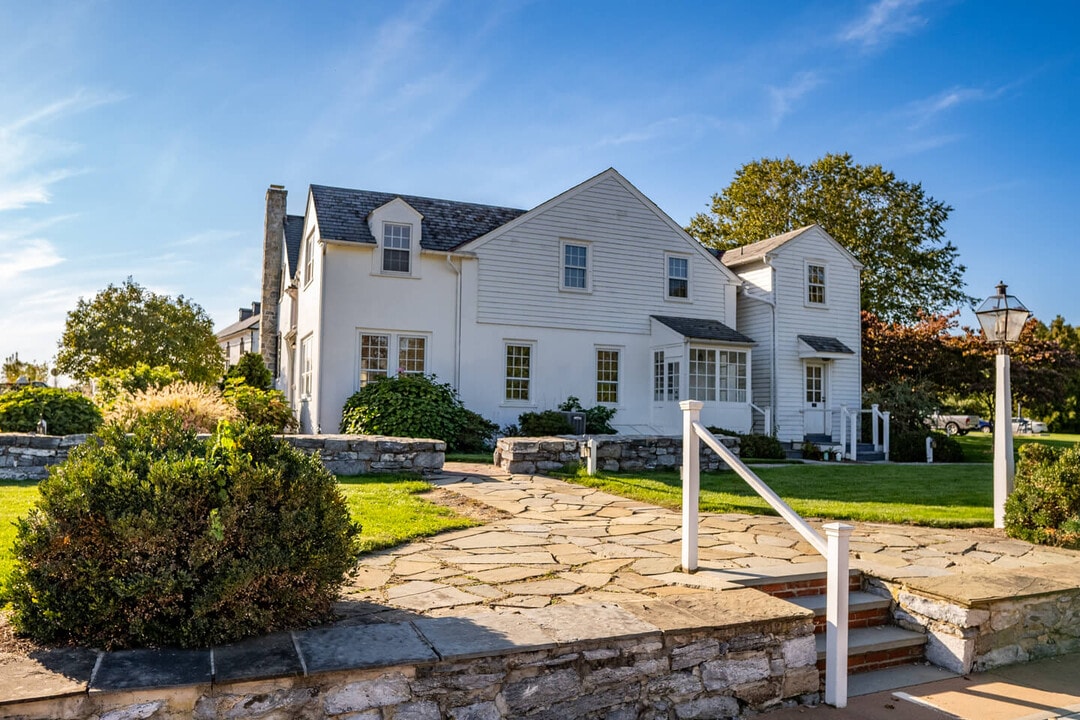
[1005,443,1080,548]
[340,374,497,452]
[226,352,273,390]
[738,433,787,460]
[518,410,574,436]
[223,378,297,432]
[4,412,359,649]
[0,387,102,435]
[889,430,964,463]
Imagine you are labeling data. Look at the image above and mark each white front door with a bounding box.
[804,362,827,436]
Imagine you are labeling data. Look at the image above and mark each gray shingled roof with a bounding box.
[216,313,259,340]
[652,315,755,344]
[310,185,528,251]
[798,335,854,354]
[718,226,816,269]
[284,214,304,277]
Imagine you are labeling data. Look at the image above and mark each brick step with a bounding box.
[699,565,862,598]
[815,625,926,674]
[787,591,892,632]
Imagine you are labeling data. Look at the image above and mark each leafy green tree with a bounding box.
[688,153,970,323]
[56,278,223,383]
[3,354,48,384]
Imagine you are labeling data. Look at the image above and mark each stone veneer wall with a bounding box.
[0,433,444,480]
[867,577,1080,673]
[493,434,741,475]
[3,606,819,719]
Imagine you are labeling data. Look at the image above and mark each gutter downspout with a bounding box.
[446,254,462,388]
[315,239,328,434]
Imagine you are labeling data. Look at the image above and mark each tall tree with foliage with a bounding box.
[2,354,49,384]
[688,153,971,323]
[56,278,223,384]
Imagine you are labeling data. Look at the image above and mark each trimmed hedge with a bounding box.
[0,387,102,435]
[1005,443,1080,548]
[890,430,964,463]
[3,413,359,649]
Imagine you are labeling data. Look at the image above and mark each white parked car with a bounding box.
[925,413,982,436]
[1012,417,1048,434]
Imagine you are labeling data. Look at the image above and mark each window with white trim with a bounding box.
[300,334,313,398]
[398,336,426,375]
[359,334,389,386]
[303,234,314,286]
[689,348,717,401]
[717,350,747,402]
[596,348,619,404]
[561,241,589,291]
[505,343,533,402]
[653,351,679,402]
[807,263,826,305]
[382,223,412,274]
[667,255,689,299]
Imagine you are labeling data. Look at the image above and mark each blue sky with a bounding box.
[2,0,1078,370]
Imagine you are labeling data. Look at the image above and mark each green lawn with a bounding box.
[0,481,40,581]
[953,431,1080,464]
[335,474,480,553]
[562,462,994,527]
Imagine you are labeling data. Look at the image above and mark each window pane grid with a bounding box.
[668,256,688,298]
[688,348,716,401]
[667,361,680,401]
[596,349,619,404]
[808,264,825,304]
[360,334,389,386]
[717,351,747,402]
[505,344,531,401]
[398,336,426,375]
[383,223,412,273]
[806,366,823,403]
[563,244,588,289]
[300,337,313,397]
[653,351,664,401]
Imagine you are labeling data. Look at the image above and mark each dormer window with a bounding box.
[382,223,412,274]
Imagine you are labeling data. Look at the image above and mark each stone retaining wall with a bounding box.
[1,596,818,719]
[493,434,740,475]
[0,432,443,480]
[868,576,1080,673]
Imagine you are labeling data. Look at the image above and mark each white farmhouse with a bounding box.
[216,301,262,370]
[257,169,863,448]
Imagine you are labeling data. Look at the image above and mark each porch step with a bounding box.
[788,590,892,632]
[803,434,833,445]
[814,625,927,674]
[847,664,959,697]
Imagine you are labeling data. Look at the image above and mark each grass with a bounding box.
[0,481,39,581]
[953,431,1080,463]
[336,474,480,553]
[445,452,494,464]
[561,463,994,527]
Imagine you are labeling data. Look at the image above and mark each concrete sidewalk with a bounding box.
[764,652,1080,719]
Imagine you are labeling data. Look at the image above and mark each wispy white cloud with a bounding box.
[839,0,927,48]
[906,84,1010,128]
[0,239,64,282]
[167,229,245,248]
[767,72,821,127]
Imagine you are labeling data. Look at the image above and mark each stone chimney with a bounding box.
[260,185,287,378]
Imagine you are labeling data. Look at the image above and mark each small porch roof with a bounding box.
[651,315,755,345]
[798,334,855,359]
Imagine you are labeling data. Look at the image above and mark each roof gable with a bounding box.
[458,168,743,284]
[309,184,526,252]
[283,214,304,277]
[719,224,863,270]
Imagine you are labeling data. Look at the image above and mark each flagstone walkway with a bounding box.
[334,462,1080,624]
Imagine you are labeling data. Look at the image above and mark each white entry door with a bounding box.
[804,362,827,436]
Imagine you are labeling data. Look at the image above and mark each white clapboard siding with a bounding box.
[475,175,733,333]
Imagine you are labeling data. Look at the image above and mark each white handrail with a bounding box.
[679,400,852,708]
[749,403,772,436]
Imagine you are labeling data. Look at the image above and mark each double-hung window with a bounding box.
[717,350,747,402]
[300,335,313,398]
[653,351,679,402]
[596,348,619,404]
[359,332,427,386]
[561,241,589,291]
[303,235,314,286]
[382,223,412,274]
[505,343,533,402]
[667,255,689,299]
[688,347,748,402]
[807,263,826,305]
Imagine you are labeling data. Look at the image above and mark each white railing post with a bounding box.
[882,412,890,461]
[849,410,858,461]
[586,438,598,476]
[871,404,880,449]
[824,522,854,708]
[680,400,703,573]
[764,407,772,437]
[839,405,847,459]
